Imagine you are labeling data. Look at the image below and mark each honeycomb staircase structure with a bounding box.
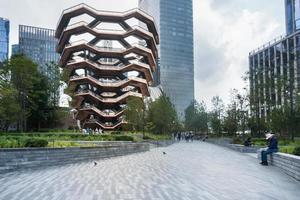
[55,4,159,130]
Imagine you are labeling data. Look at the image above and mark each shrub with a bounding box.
[280,146,295,154]
[232,137,242,144]
[114,135,134,141]
[293,146,300,156]
[278,139,290,146]
[142,135,153,140]
[111,131,121,135]
[24,138,48,147]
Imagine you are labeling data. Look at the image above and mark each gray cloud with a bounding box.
[195,38,228,83]
[194,0,284,107]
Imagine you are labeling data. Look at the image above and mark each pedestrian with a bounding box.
[260,133,278,166]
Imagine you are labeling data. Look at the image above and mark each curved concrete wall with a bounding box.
[0,142,149,174]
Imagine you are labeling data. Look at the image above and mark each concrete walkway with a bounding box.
[0,142,299,200]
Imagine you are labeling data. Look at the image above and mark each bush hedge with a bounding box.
[114,135,134,141]
[293,146,300,156]
[24,138,48,147]
[142,135,153,140]
[232,137,242,144]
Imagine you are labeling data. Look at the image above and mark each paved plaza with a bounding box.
[0,142,299,200]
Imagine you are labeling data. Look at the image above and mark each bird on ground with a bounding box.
[94,161,97,166]
[163,152,167,155]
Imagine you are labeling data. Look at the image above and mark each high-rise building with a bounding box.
[0,17,9,64]
[18,25,60,78]
[285,0,300,35]
[249,34,300,119]
[250,1,300,120]
[139,0,194,118]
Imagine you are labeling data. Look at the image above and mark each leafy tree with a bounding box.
[223,103,238,136]
[123,96,145,131]
[147,93,179,134]
[210,96,224,134]
[235,92,248,134]
[1,55,63,131]
[45,61,61,107]
[0,82,21,131]
[223,89,249,136]
[185,100,208,133]
[1,55,39,131]
[269,106,289,138]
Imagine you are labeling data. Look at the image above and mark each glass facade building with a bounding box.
[250,0,300,120]
[139,0,194,118]
[249,33,300,119]
[0,18,9,64]
[285,0,300,35]
[18,25,60,78]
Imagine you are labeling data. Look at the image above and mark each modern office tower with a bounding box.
[249,33,300,120]
[139,0,195,118]
[250,1,300,120]
[55,4,159,130]
[285,0,300,35]
[18,25,60,78]
[0,18,9,64]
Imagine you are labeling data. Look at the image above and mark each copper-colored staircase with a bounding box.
[55,3,159,130]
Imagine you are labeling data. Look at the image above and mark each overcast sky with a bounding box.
[0,0,285,108]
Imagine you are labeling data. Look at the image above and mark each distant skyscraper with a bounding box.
[18,25,60,78]
[139,0,194,118]
[0,17,9,64]
[285,0,300,35]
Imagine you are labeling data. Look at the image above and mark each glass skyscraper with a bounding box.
[139,0,194,118]
[18,25,60,78]
[285,0,300,35]
[0,18,9,64]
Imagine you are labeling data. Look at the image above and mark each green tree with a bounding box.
[2,55,39,131]
[0,82,21,131]
[147,93,178,134]
[223,89,246,136]
[1,55,63,131]
[210,96,224,135]
[223,103,238,136]
[233,88,249,135]
[269,106,289,138]
[46,61,61,107]
[123,96,145,131]
[185,100,208,133]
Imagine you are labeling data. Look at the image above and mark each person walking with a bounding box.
[260,133,278,166]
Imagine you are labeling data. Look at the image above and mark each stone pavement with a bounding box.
[0,142,299,200]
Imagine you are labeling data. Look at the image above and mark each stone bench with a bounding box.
[227,144,261,153]
[257,150,300,181]
[207,139,260,153]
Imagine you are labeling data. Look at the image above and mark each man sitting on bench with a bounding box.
[260,133,278,166]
